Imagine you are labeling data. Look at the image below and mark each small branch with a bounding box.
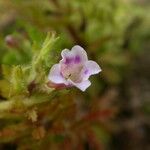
[0,92,57,113]
[67,24,86,47]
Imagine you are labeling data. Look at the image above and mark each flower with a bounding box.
[48,45,101,91]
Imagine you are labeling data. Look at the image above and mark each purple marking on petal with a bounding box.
[65,57,73,64]
[60,71,64,77]
[84,69,89,75]
[74,55,81,63]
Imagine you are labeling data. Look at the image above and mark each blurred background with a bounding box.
[0,0,149,150]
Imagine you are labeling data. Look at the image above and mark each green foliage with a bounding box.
[0,32,58,103]
[33,32,59,70]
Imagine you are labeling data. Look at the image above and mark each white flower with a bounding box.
[48,45,101,91]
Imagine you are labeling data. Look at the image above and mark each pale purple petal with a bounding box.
[82,60,101,80]
[61,49,72,59]
[85,60,101,75]
[71,45,88,63]
[61,49,74,64]
[48,64,66,84]
[60,45,88,65]
[69,79,91,91]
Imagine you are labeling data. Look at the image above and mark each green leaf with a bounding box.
[30,32,59,84]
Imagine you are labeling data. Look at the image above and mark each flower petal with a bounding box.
[61,48,75,65]
[61,46,88,65]
[48,64,66,84]
[61,49,71,59]
[71,45,88,63]
[82,60,101,80]
[69,79,91,91]
[85,60,101,75]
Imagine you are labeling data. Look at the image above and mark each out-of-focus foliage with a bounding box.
[0,0,149,149]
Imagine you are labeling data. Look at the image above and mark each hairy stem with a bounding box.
[0,92,56,113]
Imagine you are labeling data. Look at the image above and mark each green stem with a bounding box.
[0,92,57,112]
